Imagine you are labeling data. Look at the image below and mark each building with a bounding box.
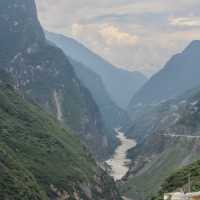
[164,192,200,200]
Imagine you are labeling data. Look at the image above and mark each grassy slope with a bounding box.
[0,83,96,199]
[0,143,48,200]
[0,81,122,200]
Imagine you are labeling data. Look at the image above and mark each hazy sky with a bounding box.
[35,0,200,76]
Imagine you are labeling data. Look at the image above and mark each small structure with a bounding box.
[164,174,200,200]
[164,192,187,200]
[164,192,200,200]
[187,192,200,200]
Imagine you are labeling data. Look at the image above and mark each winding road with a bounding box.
[161,134,200,139]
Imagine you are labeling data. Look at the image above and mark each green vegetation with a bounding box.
[123,84,200,200]
[0,80,121,199]
[0,0,116,160]
[27,37,113,160]
[152,160,200,200]
[0,82,94,198]
[122,135,200,200]
[0,143,48,200]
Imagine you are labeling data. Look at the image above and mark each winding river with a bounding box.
[106,130,137,181]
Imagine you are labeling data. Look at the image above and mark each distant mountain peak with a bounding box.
[0,0,44,64]
[46,31,147,108]
[128,40,200,113]
[184,40,200,54]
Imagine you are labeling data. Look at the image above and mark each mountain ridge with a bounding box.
[46,31,147,109]
[128,40,200,116]
[0,0,116,160]
[68,57,131,130]
[122,85,200,200]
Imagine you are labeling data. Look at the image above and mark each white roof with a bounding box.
[164,192,200,200]
[187,192,200,197]
[164,192,187,200]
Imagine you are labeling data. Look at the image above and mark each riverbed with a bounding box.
[106,130,137,181]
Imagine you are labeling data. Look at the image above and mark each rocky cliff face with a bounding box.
[0,0,44,64]
[70,58,131,130]
[0,0,115,160]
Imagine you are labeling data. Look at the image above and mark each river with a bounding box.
[106,130,137,181]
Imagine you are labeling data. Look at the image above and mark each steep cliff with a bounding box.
[0,71,122,200]
[0,0,115,159]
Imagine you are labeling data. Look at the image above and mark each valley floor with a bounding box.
[106,130,137,181]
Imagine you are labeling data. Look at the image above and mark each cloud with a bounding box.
[35,0,200,76]
[70,23,139,47]
[170,17,200,27]
[99,24,139,46]
[71,23,84,36]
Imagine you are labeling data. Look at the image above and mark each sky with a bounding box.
[35,0,200,76]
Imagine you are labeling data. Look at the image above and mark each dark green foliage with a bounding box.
[0,79,122,199]
[0,83,96,197]
[0,143,48,200]
[0,0,122,198]
[153,161,200,200]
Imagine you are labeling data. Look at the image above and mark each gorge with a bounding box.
[1,0,200,200]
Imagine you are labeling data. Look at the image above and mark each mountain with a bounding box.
[125,88,199,141]
[69,58,131,130]
[122,87,200,200]
[128,41,200,116]
[45,32,147,109]
[0,70,122,200]
[127,85,200,141]
[0,0,116,160]
[153,160,200,200]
